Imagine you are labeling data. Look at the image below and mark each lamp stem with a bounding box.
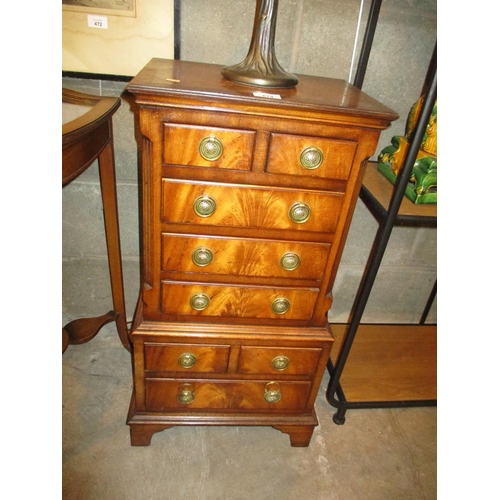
[221,0,298,88]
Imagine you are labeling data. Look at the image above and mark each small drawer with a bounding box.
[144,343,230,373]
[161,179,344,233]
[163,123,255,170]
[267,133,357,180]
[145,378,311,411]
[161,233,330,280]
[238,346,322,375]
[160,281,318,321]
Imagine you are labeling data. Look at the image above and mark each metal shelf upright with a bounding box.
[325,0,437,423]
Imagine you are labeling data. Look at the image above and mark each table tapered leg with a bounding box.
[98,141,131,352]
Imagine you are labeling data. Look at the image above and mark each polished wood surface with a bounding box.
[129,321,332,447]
[127,58,398,125]
[63,311,117,349]
[238,346,322,375]
[145,343,231,373]
[267,133,357,180]
[362,161,437,221]
[145,379,312,411]
[329,324,437,402]
[62,89,130,352]
[160,179,344,233]
[161,233,330,280]
[63,89,121,186]
[126,58,397,446]
[163,123,255,170]
[159,281,319,320]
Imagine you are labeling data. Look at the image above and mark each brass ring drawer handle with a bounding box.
[192,247,214,267]
[194,195,217,217]
[264,382,281,404]
[177,383,195,404]
[271,356,290,371]
[300,146,324,170]
[190,293,210,311]
[199,136,224,161]
[271,297,290,315]
[288,202,311,224]
[280,252,301,271]
[178,352,197,368]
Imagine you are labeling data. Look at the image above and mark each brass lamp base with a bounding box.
[221,62,298,89]
[221,0,298,89]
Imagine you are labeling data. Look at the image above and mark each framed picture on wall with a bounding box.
[62,0,136,18]
[62,0,174,76]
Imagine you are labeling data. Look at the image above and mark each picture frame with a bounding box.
[62,0,136,18]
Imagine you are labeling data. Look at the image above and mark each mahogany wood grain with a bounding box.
[238,346,321,375]
[163,123,255,170]
[126,58,397,446]
[62,89,130,352]
[267,133,357,180]
[63,89,120,185]
[63,311,116,346]
[144,378,312,411]
[132,320,336,342]
[272,424,315,447]
[160,281,318,320]
[131,321,333,413]
[144,343,230,373]
[127,59,398,127]
[127,392,319,447]
[129,425,174,446]
[161,179,344,233]
[161,233,330,280]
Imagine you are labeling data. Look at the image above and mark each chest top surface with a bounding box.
[127,58,398,126]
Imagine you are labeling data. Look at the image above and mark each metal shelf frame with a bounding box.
[325,0,437,423]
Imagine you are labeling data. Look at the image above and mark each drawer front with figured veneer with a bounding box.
[160,281,318,320]
[161,179,344,233]
[144,343,230,373]
[145,378,312,411]
[163,123,256,170]
[238,346,322,375]
[161,233,331,280]
[267,133,357,180]
[126,58,397,447]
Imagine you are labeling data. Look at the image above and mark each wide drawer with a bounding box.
[160,281,318,320]
[163,123,255,170]
[144,343,230,373]
[238,346,322,375]
[266,132,357,180]
[161,179,343,233]
[161,233,330,280]
[145,378,311,411]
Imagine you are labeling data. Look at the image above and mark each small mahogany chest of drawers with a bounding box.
[126,58,397,447]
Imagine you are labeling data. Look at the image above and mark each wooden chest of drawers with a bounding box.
[126,58,397,447]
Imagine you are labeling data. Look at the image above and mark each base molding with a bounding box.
[127,393,318,447]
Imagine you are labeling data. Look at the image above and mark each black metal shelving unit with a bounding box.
[325,0,437,423]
